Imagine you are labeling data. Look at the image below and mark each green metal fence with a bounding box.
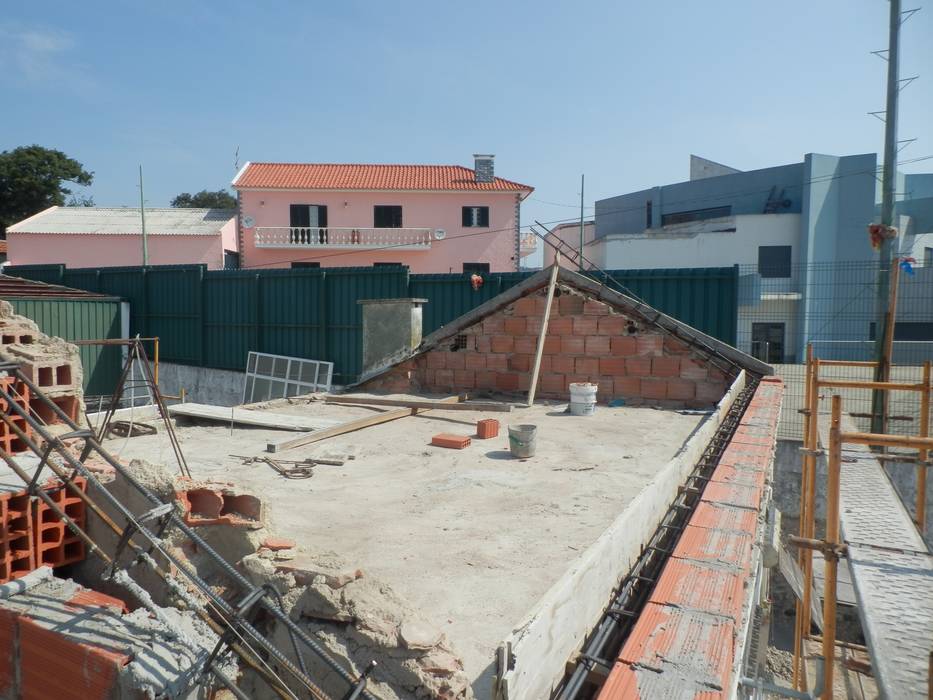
[5,297,122,396]
[6,264,738,384]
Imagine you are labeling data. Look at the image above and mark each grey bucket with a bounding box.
[508,424,538,458]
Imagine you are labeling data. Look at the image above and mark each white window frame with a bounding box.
[242,351,333,403]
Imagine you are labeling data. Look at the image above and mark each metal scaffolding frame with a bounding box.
[791,349,932,698]
[0,361,376,700]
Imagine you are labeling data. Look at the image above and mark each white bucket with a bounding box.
[569,382,597,416]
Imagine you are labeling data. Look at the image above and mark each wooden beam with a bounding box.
[325,396,512,412]
[267,396,461,452]
[527,257,560,406]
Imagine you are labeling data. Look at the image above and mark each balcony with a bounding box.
[254,227,432,250]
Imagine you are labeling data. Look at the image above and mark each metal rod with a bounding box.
[917,360,930,531]
[793,344,813,690]
[816,378,926,392]
[0,371,369,698]
[840,432,933,450]
[821,395,843,700]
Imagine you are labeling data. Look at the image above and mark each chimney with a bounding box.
[358,298,428,378]
[473,154,495,183]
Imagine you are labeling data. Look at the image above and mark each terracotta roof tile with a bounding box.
[233,162,534,194]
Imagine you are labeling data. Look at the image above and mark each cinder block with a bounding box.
[583,300,610,315]
[558,294,584,314]
[575,357,599,376]
[680,359,708,381]
[542,336,561,354]
[597,316,626,335]
[474,336,492,353]
[486,354,509,371]
[476,419,499,439]
[599,357,627,375]
[475,370,496,390]
[641,378,668,400]
[561,336,584,355]
[666,379,696,400]
[614,377,641,396]
[584,336,610,355]
[495,373,520,392]
[464,353,486,370]
[540,373,565,394]
[512,296,538,316]
[509,354,532,372]
[176,487,262,528]
[426,352,446,369]
[548,317,574,335]
[625,357,652,376]
[652,356,681,377]
[636,335,664,356]
[513,336,537,354]
[550,355,575,374]
[503,318,526,335]
[446,352,465,370]
[611,336,637,356]
[33,476,87,569]
[431,433,471,449]
[453,369,475,388]
[434,369,454,388]
[664,336,691,354]
[572,317,598,335]
[483,316,505,334]
[491,336,514,353]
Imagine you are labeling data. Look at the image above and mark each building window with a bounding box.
[660,205,731,226]
[462,206,490,227]
[290,204,327,228]
[646,200,653,229]
[374,205,403,228]
[758,245,792,278]
[925,247,933,266]
[751,322,785,363]
[463,262,490,274]
[872,321,933,342]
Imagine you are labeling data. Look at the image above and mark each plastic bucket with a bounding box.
[569,382,597,416]
[508,424,538,458]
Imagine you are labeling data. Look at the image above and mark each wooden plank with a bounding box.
[527,258,559,406]
[168,403,342,432]
[325,396,512,412]
[268,396,461,453]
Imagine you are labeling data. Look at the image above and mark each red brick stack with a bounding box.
[363,286,730,408]
[33,476,87,569]
[0,376,31,454]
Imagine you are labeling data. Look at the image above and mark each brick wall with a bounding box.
[361,285,732,408]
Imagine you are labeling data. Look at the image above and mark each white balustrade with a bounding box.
[254,227,432,250]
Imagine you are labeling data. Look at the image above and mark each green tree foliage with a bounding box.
[0,145,94,235]
[171,189,236,209]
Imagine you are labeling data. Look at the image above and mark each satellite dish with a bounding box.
[434,229,446,240]
[242,215,256,228]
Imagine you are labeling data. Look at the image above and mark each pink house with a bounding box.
[232,155,535,272]
[5,207,238,269]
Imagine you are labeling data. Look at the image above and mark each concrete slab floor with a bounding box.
[104,395,707,691]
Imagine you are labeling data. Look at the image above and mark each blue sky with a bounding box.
[2,0,932,254]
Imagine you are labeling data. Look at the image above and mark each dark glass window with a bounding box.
[374,205,403,228]
[462,206,490,227]
[661,205,732,226]
[463,262,490,274]
[758,245,792,278]
[373,262,403,267]
[289,204,327,228]
[291,262,321,268]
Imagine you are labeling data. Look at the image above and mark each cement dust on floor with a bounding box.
[106,396,706,689]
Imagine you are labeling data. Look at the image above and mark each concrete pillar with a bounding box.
[358,298,428,378]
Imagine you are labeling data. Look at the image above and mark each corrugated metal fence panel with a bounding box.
[145,267,204,365]
[4,265,66,285]
[202,271,259,371]
[258,269,327,367]
[93,268,149,337]
[598,267,738,344]
[6,298,121,396]
[324,267,409,383]
[410,272,534,334]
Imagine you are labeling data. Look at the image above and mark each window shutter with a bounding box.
[479,207,489,227]
[462,207,472,227]
[318,206,328,228]
[290,205,310,228]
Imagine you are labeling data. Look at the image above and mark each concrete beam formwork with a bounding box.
[493,371,748,700]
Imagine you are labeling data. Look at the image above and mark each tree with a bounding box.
[0,145,94,236]
[171,189,236,209]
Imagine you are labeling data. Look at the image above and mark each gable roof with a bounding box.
[359,266,771,383]
[232,162,534,196]
[7,207,235,236]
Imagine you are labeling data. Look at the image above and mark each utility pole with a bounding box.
[871,0,902,434]
[579,174,585,271]
[139,165,149,266]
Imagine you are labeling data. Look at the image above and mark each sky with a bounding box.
[2,0,932,266]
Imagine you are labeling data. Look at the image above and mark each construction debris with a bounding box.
[326,395,513,412]
[430,433,472,449]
